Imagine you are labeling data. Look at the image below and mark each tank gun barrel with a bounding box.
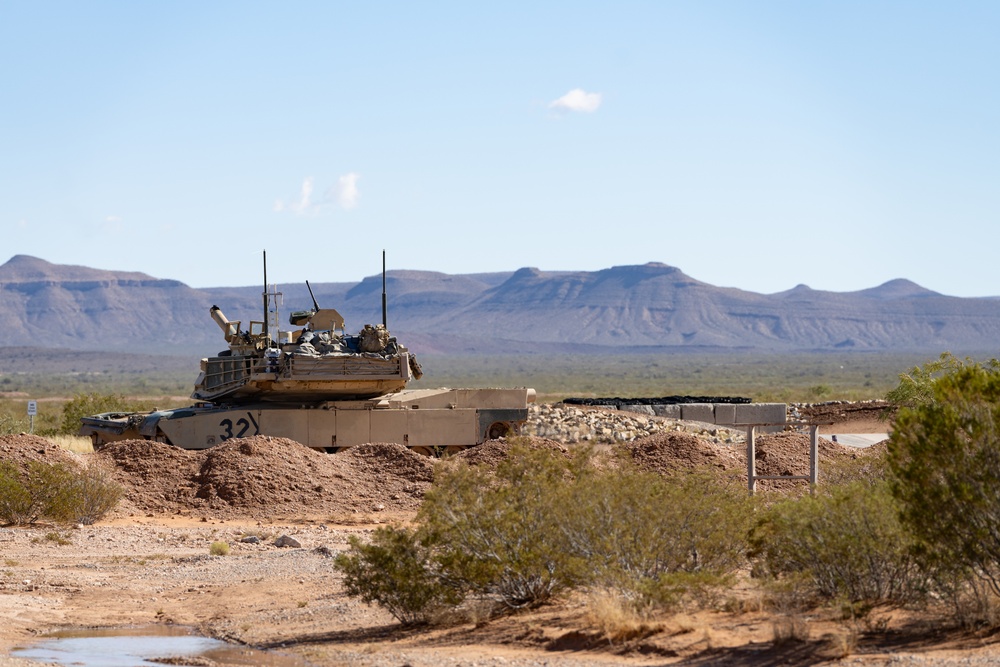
[210,305,239,342]
[306,280,320,312]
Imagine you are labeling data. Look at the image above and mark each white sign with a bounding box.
[27,400,37,416]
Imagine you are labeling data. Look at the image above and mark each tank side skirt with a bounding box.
[150,404,527,450]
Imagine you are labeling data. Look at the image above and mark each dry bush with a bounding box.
[419,445,580,610]
[0,461,76,525]
[822,445,889,487]
[584,588,662,643]
[819,628,858,659]
[54,464,123,525]
[935,571,1000,630]
[337,447,757,623]
[772,615,810,645]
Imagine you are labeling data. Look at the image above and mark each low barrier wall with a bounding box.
[592,402,787,430]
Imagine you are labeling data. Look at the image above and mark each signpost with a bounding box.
[27,400,37,434]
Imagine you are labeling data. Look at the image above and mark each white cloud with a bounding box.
[293,177,315,213]
[16,219,28,229]
[275,173,361,215]
[330,172,360,209]
[106,215,122,223]
[549,88,602,113]
[273,177,315,214]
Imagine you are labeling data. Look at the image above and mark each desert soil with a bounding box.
[1,404,998,666]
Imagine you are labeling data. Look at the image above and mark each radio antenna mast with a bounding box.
[262,250,269,337]
[381,250,388,328]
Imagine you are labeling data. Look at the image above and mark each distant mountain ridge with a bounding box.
[1,255,997,356]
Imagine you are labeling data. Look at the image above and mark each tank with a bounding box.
[79,256,535,454]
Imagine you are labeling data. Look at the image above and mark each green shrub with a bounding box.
[0,461,77,526]
[336,447,757,621]
[558,464,753,607]
[58,392,149,435]
[209,541,230,556]
[51,465,124,525]
[0,461,122,526]
[419,445,578,609]
[888,363,1000,594]
[749,481,925,610]
[0,412,29,436]
[334,526,460,625]
[0,462,36,525]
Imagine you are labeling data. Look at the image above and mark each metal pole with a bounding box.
[746,425,757,495]
[381,250,387,328]
[809,425,820,489]
[262,250,269,337]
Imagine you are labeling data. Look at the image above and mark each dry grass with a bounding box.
[819,628,858,659]
[48,435,94,454]
[772,614,810,645]
[584,589,663,643]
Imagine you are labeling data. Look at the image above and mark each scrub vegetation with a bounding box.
[336,353,1000,639]
[0,461,123,526]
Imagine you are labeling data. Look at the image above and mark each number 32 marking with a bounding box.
[219,412,260,440]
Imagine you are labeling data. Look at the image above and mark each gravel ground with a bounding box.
[0,405,992,667]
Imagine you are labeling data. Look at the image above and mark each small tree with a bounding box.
[885,352,1000,412]
[888,363,1000,594]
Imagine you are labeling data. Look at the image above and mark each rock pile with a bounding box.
[524,403,744,445]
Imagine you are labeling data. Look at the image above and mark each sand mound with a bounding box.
[753,432,858,473]
[334,442,435,483]
[96,439,202,515]
[0,434,86,472]
[196,435,333,509]
[624,431,742,474]
[94,436,435,519]
[454,437,569,468]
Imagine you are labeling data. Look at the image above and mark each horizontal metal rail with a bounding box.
[745,423,821,495]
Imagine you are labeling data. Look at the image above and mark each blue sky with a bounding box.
[2,1,998,296]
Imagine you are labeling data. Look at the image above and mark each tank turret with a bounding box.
[192,260,418,404]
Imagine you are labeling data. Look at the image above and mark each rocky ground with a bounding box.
[1,402,995,667]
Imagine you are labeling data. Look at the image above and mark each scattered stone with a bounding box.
[241,536,261,544]
[274,535,301,548]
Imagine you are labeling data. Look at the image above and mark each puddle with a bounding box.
[12,625,312,666]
